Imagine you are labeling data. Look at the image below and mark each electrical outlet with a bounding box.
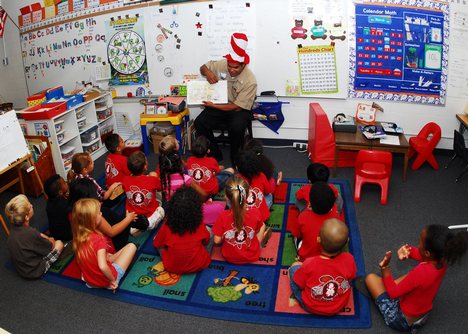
[293,142,308,150]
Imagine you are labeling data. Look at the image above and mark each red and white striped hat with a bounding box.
[224,32,250,65]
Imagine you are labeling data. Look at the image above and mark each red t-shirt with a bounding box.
[187,156,220,195]
[212,208,263,264]
[290,209,341,260]
[293,253,357,316]
[241,172,274,222]
[153,223,211,274]
[105,153,131,188]
[383,246,447,317]
[77,233,117,288]
[122,175,161,217]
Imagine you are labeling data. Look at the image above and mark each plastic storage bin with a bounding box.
[80,125,99,143]
[60,145,75,160]
[27,93,46,107]
[57,131,65,144]
[75,106,85,119]
[97,106,112,121]
[54,120,64,132]
[77,117,87,130]
[82,138,100,154]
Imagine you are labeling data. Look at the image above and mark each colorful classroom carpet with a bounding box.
[43,178,371,329]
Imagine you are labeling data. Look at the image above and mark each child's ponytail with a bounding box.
[425,224,468,266]
[225,176,249,231]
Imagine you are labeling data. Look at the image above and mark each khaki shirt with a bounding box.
[204,59,257,110]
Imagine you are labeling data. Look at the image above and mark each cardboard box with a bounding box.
[151,132,165,154]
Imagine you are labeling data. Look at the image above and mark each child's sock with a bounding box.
[148,206,165,230]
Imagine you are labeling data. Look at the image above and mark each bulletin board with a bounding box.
[348,0,450,105]
[20,0,351,99]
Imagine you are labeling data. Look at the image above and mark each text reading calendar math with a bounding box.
[298,45,338,94]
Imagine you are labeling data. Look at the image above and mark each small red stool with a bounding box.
[409,122,441,170]
[354,150,392,205]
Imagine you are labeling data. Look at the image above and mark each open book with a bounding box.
[187,80,228,105]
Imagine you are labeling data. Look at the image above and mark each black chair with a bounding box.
[444,130,468,182]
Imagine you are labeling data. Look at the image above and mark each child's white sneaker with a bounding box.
[148,206,165,230]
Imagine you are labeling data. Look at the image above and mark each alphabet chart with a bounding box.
[298,45,338,94]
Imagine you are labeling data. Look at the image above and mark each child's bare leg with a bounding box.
[365,273,386,299]
[112,243,137,271]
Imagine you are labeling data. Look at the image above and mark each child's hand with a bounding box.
[126,211,137,221]
[277,171,283,185]
[109,280,118,291]
[379,251,392,269]
[397,244,411,261]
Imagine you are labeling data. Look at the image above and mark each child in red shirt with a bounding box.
[236,150,274,222]
[290,182,341,261]
[187,136,234,196]
[72,198,136,290]
[289,218,356,316]
[295,163,343,216]
[122,151,165,233]
[104,134,131,188]
[212,176,271,264]
[153,186,212,274]
[365,225,468,332]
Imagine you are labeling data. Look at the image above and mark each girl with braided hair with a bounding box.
[212,175,271,264]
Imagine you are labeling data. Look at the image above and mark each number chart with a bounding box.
[298,45,338,94]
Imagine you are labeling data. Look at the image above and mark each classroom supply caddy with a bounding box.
[18,92,116,178]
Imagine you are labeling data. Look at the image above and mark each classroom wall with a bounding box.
[3,0,468,150]
[0,1,29,108]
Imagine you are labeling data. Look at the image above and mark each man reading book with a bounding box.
[194,32,257,165]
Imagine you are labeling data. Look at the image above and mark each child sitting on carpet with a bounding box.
[159,151,223,225]
[72,198,136,291]
[288,218,356,316]
[364,225,468,332]
[67,152,122,206]
[236,150,275,223]
[44,174,72,242]
[5,195,64,279]
[295,163,343,215]
[153,186,212,274]
[187,135,234,196]
[122,151,165,234]
[243,138,283,208]
[104,134,131,188]
[213,176,271,264]
[290,182,341,261]
[69,178,138,251]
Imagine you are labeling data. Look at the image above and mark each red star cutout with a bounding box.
[196,22,203,29]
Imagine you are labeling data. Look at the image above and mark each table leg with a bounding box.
[403,151,409,181]
[333,147,339,177]
[459,123,466,135]
[141,124,149,156]
[175,124,182,155]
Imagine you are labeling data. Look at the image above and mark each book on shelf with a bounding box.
[359,125,387,139]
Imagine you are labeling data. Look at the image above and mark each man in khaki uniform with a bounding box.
[194,33,257,165]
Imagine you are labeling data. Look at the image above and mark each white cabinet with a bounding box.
[20,93,116,178]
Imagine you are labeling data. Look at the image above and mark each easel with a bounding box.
[0,154,45,236]
[0,154,45,196]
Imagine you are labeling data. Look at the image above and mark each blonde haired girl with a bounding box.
[72,198,136,290]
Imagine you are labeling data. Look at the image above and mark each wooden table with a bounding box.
[333,127,410,181]
[456,114,468,134]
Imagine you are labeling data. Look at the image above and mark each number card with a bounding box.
[298,45,338,94]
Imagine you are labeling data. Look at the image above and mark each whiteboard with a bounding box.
[0,111,29,172]
[20,0,349,99]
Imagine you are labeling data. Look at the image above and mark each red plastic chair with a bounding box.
[354,150,393,205]
[409,122,441,170]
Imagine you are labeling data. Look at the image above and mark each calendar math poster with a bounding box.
[298,45,338,94]
[350,0,449,105]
